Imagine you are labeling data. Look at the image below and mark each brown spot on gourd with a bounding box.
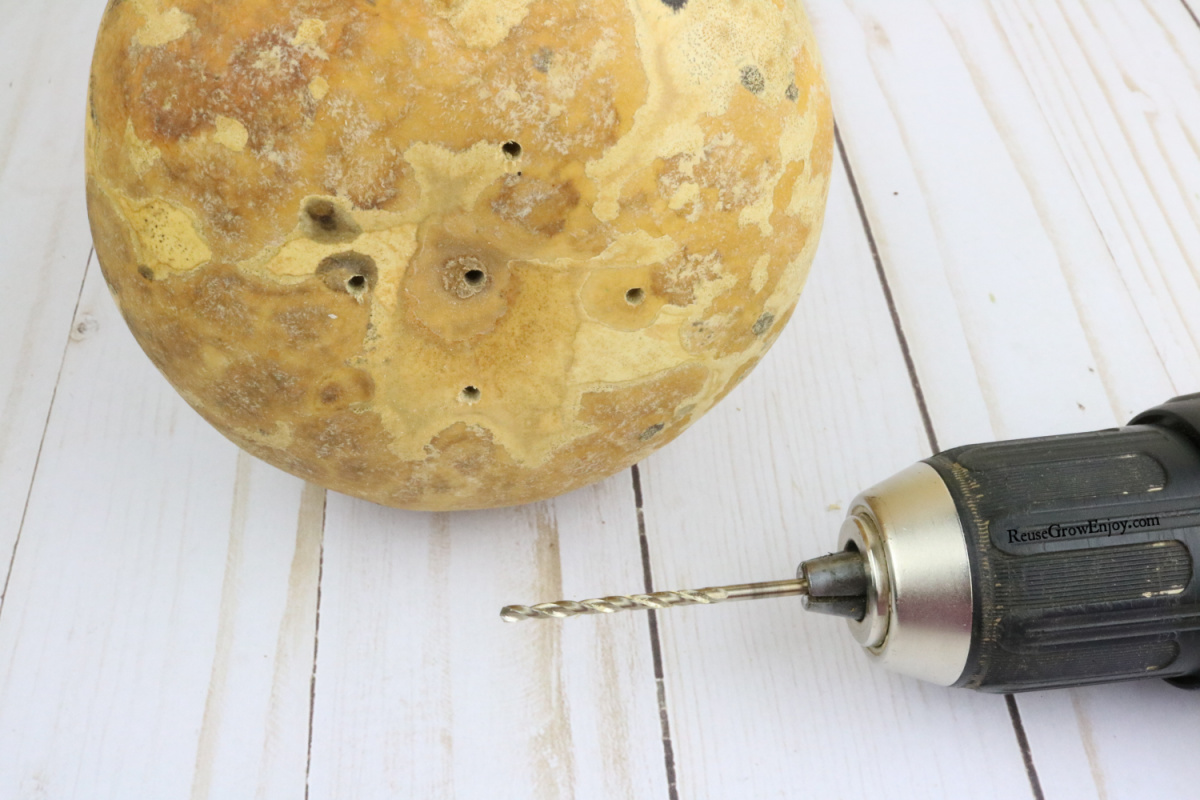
[223,30,315,141]
[313,367,375,410]
[490,175,582,238]
[568,363,709,467]
[693,107,782,215]
[273,305,332,345]
[136,51,215,142]
[193,268,254,332]
[215,358,306,428]
[295,406,399,484]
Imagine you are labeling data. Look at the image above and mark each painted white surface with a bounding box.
[2,1,1198,798]
[0,0,105,572]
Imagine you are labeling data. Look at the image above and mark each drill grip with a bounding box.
[925,394,1200,693]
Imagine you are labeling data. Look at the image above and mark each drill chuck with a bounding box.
[800,462,975,686]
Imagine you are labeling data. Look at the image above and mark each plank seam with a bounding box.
[1182,0,1200,30]
[303,491,329,800]
[833,124,940,452]
[0,247,93,618]
[631,464,680,800]
[1005,694,1046,800]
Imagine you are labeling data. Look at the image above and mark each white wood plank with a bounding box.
[308,481,669,800]
[808,0,1116,445]
[810,1,1200,797]
[0,0,105,571]
[0,264,317,799]
[636,161,1036,798]
[189,469,323,800]
[984,0,1200,410]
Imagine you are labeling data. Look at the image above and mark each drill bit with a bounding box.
[500,577,808,622]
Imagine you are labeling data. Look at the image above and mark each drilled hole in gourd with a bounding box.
[460,386,481,404]
[502,141,522,159]
[625,287,645,306]
[305,198,338,231]
[303,198,362,243]
[443,256,490,299]
[318,251,377,295]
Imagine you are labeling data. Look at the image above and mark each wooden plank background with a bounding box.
[2,1,1198,798]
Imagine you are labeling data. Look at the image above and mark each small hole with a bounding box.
[306,198,338,230]
[502,141,522,159]
[625,287,645,306]
[464,268,486,286]
[318,251,377,294]
[460,386,481,404]
[303,197,362,242]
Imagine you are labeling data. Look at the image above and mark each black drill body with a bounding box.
[803,393,1200,692]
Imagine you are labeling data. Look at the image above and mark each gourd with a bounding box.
[85,0,833,510]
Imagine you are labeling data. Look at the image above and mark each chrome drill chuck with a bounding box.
[799,462,973,686]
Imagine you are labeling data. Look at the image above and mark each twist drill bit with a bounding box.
[500,577,808,622]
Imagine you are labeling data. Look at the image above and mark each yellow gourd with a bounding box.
[85,0,833,510]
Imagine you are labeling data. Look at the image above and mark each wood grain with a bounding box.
[0,263,315,798]
[0,0,106,588]
[307,481,669,799]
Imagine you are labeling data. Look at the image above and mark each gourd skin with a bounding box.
[85,0,833,510]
